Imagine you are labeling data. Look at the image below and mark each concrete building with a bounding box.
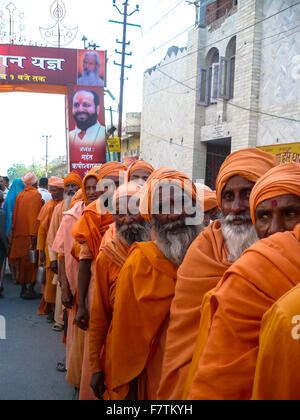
[121,112,141,164]
[140,0,300,188]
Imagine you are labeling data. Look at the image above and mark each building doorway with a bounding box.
[205,138,231,189]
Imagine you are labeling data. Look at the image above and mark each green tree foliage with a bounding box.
[6,156,67,183]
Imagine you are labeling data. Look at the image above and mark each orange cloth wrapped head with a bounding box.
[64,172,82,188]
[48,176,64,189]
[88,166,102,174]
[195,183,218,213]
[216,148,277,208]
[98,161,127,190]
[126,160,154,182]
[250,162,300,225]
[22,171,38,186]
[139,167,197,223]
[72,161,127,260]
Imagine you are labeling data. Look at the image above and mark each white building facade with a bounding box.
[140,0,300,188]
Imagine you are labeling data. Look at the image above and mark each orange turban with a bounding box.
[64,172,82,188]
[98,161,127,181]
[97,161,127,190]
[48,176,64,189]
[250,162,300,225]
[195,184,218,213]
[139,167,197,223]
[89,166,102,174]
[81,172,100,204]
[126,160,154,182]
[216,148,277,207]
[22,171,38,186]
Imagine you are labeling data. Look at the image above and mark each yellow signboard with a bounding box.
[258,142,300,164]
[107,137,121,153]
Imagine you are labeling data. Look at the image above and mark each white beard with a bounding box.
[221,214,259,262]
[153,218,202,265]
[64,193,73,211]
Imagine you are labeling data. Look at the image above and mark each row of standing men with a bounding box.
[6,151,300,399]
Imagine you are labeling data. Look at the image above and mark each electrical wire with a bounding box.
[156,67,300,123]
[149,1,300,70]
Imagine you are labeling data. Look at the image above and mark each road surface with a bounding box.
[0,275,73,400]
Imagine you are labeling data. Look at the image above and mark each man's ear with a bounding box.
[96,105,100,116]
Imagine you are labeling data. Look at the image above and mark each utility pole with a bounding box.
[109,0,140,161]
[42,135,52,177]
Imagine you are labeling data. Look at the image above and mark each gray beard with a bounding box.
[82,70,101,84]
[116,220,151,246]
[64,193,74,211]
[153,217,202,266]
[221,213,259,262]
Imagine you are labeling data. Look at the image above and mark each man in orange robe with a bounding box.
[89,182,151,400]
[47,172,82,331]
[157,148,276,400]
[251,282,300,400]
[9,171,43,299]
[109,168,203,400]
[37,177,64,317]
[72,161,127,400]
[188,162,300,400]
[52,172,100,388]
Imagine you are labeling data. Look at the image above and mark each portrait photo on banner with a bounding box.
[77,50,106,87]
[68,85,106,178]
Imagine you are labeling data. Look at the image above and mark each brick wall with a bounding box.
[206,0,234,25]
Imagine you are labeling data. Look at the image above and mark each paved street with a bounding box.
[0,276,73,400]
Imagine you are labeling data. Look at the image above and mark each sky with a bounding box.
[0,0,195,174]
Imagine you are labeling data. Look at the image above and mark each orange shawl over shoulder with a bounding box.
[251,282,300,400]
[37,199,63,232]
[72,200,113,260]
[110,242,178,400]
[89,235,130,375]
[157,220,230,400]
[188,223,300,400]
[12,186,42,237]
[47,201,66,248]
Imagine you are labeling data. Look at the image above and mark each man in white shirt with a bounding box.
[69,89,106,165]
[38,178,52,203]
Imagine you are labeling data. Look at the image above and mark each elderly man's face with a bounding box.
[72,91,99,130]
[154,185,194,227]
[152,183,202,265]
[220,175,258,263]
[83,55,98,74]
[49,186,64,202]
[114,196,150,245]
[255,194,300,239]
[221,175,255,226]
[65,183,80,197]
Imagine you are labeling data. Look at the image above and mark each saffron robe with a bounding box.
[188,224,300,400]
[158,220,230,400]
[110,242,178,400]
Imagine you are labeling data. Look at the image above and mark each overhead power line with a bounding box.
[156,68,300,124]
[150,0,300,70]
